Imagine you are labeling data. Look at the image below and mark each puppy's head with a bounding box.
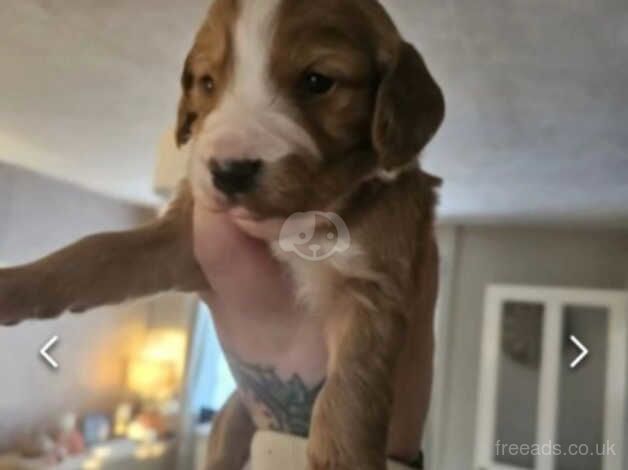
[178,0,444,216]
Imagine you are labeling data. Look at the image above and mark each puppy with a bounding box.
[0,1,444,469]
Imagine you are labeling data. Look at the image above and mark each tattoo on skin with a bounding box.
[226,353,325,437]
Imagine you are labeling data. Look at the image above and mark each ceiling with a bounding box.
[1,0,627,225]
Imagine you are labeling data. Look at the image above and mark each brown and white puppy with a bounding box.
[0,1,444,469]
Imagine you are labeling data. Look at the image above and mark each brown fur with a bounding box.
[0,181,206,324]
[288,171,440,469]
[0,1,444,469]
[205,392,256,469]
[177,0,239,147]
[177,0,443,221]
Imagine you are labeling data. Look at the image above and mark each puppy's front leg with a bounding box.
[308,286,406,470]
[0,181,207,325]
[205,391,256,470]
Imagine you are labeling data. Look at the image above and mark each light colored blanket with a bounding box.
[250,431,414,470]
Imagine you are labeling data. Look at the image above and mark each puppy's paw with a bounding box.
[307,437,375,470]
[307,458,382,470]
[308,409,386,470]
[0,268,67,326]
[308,460,385,470]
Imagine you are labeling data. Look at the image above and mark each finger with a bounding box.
[229,207,256,220]
[231,216,285,241]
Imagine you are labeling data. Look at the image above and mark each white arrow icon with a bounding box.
[569,335,589,369]
[40,336,59,369]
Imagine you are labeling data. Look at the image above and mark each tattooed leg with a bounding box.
[226,353,324,438]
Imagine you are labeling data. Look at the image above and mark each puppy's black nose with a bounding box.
[210,159,262,196]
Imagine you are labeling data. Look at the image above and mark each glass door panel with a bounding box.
[555,305,608,470]
[494,301,545,469]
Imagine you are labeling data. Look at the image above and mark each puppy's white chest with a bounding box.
[272,235,369,313]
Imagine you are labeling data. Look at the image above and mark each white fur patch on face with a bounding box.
[232,0,282,110]
[191,0,319,182]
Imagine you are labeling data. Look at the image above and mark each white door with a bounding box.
[474,285,627,470]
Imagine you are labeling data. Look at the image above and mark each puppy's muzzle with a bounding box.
[210,159,263,196]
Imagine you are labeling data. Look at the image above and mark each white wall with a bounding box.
[434,225,628,469]
[0,163,154,450]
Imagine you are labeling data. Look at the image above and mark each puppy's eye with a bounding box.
[301,72,336,95]
[200,75,215,94]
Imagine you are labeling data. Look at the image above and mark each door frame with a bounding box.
[474,285,628,470]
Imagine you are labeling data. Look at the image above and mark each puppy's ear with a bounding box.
[176,55,198,148]
[372,42,445,171]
